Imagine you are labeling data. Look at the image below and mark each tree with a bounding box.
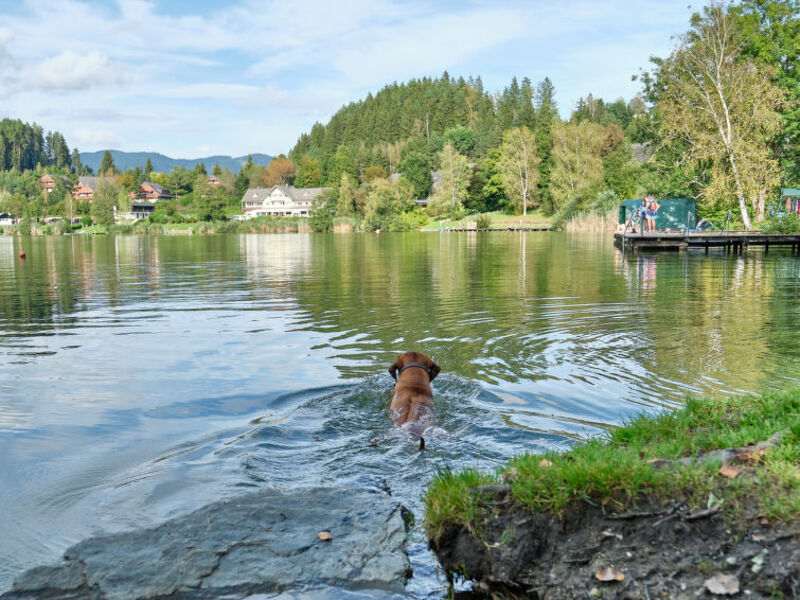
[362,165,388,182]
[549,120,606,211]
[653,2,783,228]
[497,126,541,215]
[261,157,296,186]
[99,150,115,175]
[294,155,322,187]
[92,178,118,226]
[399,151,432,198]
[364,177,414,230]
[70,148,82,174]
[194,175,226,221]
[145,158,154,178]
[428,142,470,215]
[336,173,357,216]
[309,189,338,232]
[443,126,476,156]
[735,0,800,182]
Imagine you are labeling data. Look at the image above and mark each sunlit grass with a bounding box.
[424,389,800,540]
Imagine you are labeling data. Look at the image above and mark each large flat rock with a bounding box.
[3,487,411,599]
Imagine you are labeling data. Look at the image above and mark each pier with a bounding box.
[614,231,800,253]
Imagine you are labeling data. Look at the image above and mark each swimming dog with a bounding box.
[388,351,440,450]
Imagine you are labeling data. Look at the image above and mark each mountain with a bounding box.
[79,150,273,174]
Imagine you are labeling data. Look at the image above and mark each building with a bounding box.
[72,176,99,201]
[119,182,174,222]
[0,213,14,225]
[207,175,222,187]
[40,174,56,193]
[241,185,329,218]
[129,181,174,202]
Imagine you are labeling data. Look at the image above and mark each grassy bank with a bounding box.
[420,211,551,230]
[425,389,800,541]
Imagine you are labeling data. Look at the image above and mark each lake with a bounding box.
[2,232,800,598]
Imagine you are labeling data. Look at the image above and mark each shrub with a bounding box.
[761,213,800,234]
[476,214,491,229]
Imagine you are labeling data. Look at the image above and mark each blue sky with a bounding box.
[0,0,694,159]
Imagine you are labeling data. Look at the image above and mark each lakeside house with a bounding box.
[0,213,14,225]
[119,182,175,222]
[128,181,174,202]
[73,176,99,201]
[241,185,330,218]
[39,174,69,194]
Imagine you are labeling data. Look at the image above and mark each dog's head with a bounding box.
[388,351,440,382]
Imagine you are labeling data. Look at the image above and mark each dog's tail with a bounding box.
[419,436,425,451]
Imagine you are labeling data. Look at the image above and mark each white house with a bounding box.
[241,185,329,218]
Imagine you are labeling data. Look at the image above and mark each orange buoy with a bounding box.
[19,250,26,260]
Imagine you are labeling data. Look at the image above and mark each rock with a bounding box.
[3,487,411,599]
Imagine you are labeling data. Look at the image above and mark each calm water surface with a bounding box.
[2,232,800,597]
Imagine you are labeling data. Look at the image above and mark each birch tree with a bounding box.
[497,126,541,215]
[549,120,605,210]
[655,2,783,228]
[428,142,470,216]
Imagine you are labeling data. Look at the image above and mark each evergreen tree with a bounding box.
[99,150,115,175]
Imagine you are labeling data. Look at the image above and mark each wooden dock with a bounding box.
[614,231,800,253]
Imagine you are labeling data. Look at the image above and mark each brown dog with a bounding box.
[388,351,440,450]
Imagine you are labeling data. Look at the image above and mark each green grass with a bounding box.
[420,211,552,230]
[424,390,800,541]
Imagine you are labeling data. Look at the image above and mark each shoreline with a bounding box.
[424,389,800,598]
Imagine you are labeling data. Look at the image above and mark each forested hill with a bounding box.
[290,73,555,174]
[79,150,273,175]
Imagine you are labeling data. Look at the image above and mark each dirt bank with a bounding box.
[430,485,799,599]
[424,390,800,599]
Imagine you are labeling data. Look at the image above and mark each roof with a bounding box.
[781,188,800,197]
[143,181,168,195]
[77,176,99,190]
[241,188,271,203]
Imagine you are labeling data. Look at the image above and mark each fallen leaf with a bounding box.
[317,531,332,541]
[539,458,553,468]
[594,567,624,582]
[720,464,741,478]
[704,573,740,595]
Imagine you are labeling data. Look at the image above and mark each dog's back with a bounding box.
[388,352,440,449]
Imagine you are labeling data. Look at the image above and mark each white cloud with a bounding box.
[0,0,696,156]
[25,51,127,92]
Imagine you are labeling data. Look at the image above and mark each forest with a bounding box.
[1,0,797,233]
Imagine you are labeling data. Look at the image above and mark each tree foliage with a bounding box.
[498,126,541,215]
[653,1,784,228]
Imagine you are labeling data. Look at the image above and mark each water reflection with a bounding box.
[2,233,800,595]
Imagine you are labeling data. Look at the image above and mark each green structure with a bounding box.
[619,198,697,230]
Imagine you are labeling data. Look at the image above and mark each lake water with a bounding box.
[2,232,800,597]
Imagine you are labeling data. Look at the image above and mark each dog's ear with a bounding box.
[428,359,441,382]
[388,358,401,381]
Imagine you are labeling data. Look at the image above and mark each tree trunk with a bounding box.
[728,152,752,230]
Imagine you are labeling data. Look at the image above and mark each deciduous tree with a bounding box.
[654,2,783,228]
[497,126,540,215]
[428,142,470,216]
[549,120,605,211]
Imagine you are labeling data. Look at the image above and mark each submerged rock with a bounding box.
[3,487,411,599]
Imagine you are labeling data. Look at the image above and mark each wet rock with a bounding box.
[3,487,411,599]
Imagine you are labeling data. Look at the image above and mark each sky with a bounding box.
[0,0,695,159]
